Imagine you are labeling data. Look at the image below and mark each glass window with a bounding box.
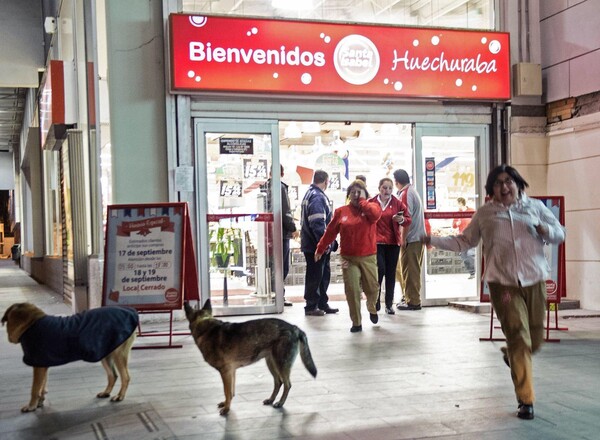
[43,150,62,256]
[182,0,495,30]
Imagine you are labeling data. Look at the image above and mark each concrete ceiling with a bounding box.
[0,0,44,153]
[0,88,26,153]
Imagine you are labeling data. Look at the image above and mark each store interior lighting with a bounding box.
[272,0,313,11]
[301,121,321,133]
[283,122,302,138]
[358,123,376,139]
[380,123,401,137]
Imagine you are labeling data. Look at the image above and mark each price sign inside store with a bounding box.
[243,159,268,179]
[289,185,299,201]
[219,180,243,197]
[425,158,437,210]
[219,137,253,155]
[329,172,341,191]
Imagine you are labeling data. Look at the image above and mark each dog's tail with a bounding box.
[298,330,317,378]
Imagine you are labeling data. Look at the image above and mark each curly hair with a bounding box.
[346,179,369,200]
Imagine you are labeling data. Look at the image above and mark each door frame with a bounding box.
[414,123,490,305]
[194,118,283,316]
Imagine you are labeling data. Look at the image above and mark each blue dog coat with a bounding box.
[20,306,139,367]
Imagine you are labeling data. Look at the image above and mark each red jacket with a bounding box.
[316,199,382,257]
[452,207,474,233]
[368,195,412,246]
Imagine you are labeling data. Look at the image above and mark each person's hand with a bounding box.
[314,253,322,262]
[292,230,300,240]
[420,235,431,245]
[393,213,405,224]
[359,189,367,200]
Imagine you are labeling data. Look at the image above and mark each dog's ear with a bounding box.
[1,304,15,325]
[183,302,194,320]
[202,298,212,313]
[3,303,45,344]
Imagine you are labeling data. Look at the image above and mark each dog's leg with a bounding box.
[263,356,283,406]
[38,369,48,408]
[272,341,298,408]
[97,332,135,400]
[110,337,134,402]
[22,367,48,412]
[97,356,117,399]
[217,368,236,416]
[273,367,292,408]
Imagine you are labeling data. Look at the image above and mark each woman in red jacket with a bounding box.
[369,177,412,315]
[315,179,382,333]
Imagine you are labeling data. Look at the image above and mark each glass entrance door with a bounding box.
[195,119,283,316]
[415,124,489,305]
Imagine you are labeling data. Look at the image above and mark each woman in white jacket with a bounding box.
[422,164,565,421]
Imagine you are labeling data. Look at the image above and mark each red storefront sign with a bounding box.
[169,14,510,100]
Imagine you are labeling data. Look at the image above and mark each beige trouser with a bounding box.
[396,241,424,306]
[342,254,379,326]
[489,281,546,405]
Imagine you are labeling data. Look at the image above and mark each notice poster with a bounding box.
[102,203,188,310]
[425,158,436,209]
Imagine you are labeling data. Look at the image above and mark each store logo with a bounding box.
[545,280,557,295]
[333,34,380,85]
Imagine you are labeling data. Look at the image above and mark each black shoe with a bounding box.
[396,303,421,311]
[385,307,395,315]
[517,403,534,420]
[305,309,325,316]
[284,298,293,307]
[350,325,362,333]
[375,301,381,312]
[322,306,339,314]
[369,313,379,324]
[501,347,510,367]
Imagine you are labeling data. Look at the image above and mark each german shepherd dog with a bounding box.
[2,302,138,413]
[184,300,317,415]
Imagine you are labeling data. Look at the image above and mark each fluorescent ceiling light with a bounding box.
[359,123,376,139]
[272,0,314,11]
[380,124,400,137]
[301,121,321,133]
[284,122,302,139]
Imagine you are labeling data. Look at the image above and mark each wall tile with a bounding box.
[570,50,600,97]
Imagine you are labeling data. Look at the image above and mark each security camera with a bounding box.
[44,17,57,34]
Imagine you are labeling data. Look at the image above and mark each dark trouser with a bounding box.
[283,238,290,280]
[303,252,331,311]
[376,244,400,308]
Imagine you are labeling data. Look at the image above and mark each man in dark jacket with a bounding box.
[263,165,298,306]
[300,170,339,316]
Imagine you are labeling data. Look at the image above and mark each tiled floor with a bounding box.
[1,259,599,440]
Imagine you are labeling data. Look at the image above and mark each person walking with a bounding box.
[393,169,426,311]
[422,164,565,420]
[315,179,382,333]
[369,177,411,315]
[453,197,476,279]
[300,170,339,316]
